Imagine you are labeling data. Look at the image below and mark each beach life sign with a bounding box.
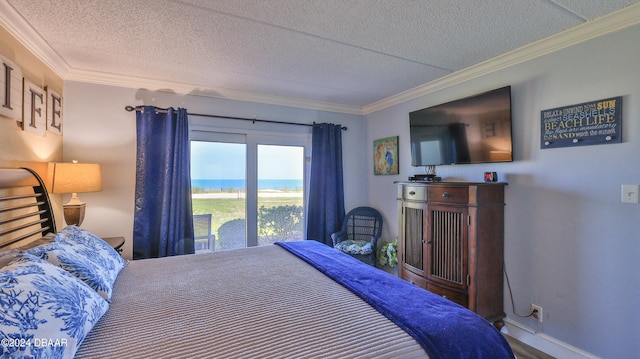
[541,96,622,149]
[1,52,62,136]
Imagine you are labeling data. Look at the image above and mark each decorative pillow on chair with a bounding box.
[334,239,373,255]
[0,253,109,359]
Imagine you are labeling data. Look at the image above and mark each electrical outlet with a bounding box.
[621,185,640,204]
[530,304,543,323]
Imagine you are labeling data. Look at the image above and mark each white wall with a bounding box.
[366,24,640,358]
[63,83,367,260]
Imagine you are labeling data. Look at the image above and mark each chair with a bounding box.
[331,207,383,266]
[193,214,215,252]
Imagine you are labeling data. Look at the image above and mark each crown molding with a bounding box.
[0,1,70,78]
[363,3,640,115]
[0,1,363,115]
[2,1,639,116]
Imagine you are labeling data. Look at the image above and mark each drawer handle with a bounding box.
[409,191,416,196]
[442,192,450,198]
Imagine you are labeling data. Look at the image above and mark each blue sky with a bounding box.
[191,141,303,180]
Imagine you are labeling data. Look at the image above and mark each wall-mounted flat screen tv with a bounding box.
[409,86,513,166]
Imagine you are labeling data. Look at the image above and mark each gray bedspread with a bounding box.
[76,245,427,358]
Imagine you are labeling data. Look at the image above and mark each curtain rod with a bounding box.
[124,105,347,131]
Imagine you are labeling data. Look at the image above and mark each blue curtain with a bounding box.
[306,123,345,246]
[133,106,194,259]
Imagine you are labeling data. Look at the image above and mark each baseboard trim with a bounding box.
[503,318,601,359]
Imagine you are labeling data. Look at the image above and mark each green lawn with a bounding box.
[192,196,303,239]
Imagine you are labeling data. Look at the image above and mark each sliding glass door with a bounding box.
[191,140,247,251]
[257,144,305,245]
[190,131,308,252]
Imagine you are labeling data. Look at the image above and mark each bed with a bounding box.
[0,167,515,358]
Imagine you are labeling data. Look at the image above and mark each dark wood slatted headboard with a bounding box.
[0,167,57,249]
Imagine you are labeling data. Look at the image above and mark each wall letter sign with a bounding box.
[2,50,62,136]
[0,54,23,120]
[22,80,46,136]
[46,87,63,135]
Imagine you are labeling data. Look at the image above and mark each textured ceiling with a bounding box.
[3,0,640,112]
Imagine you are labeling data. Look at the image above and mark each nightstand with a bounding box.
[103,236,125,253]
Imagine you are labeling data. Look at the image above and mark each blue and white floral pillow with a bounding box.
[27,241,117,301]
[53,226,127,296]
[0,253,109,359]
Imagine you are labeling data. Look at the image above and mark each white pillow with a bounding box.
[0,253,109,359]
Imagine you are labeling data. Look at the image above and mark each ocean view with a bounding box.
[192,179,303,192]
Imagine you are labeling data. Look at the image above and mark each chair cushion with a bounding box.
[334,239,373,255]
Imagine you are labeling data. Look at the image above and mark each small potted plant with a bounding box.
[377,238,397,268]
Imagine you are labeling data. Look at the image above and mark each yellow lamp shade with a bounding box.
[48,162,102,194]
[47,162,102,226]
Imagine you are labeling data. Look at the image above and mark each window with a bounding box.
[190,130,308,252]
[257,144,305,245]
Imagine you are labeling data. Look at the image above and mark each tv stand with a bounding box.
[396,181,506,328]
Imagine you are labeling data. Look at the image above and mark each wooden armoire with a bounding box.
[396,181,506,328]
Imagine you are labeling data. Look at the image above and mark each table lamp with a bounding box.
[48,161,102,226]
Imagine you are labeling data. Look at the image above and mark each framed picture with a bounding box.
[540,96,622,149]
[373,136,399,175]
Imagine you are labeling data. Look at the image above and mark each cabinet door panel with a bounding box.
[427,205,468,290]
[402,203,426,276]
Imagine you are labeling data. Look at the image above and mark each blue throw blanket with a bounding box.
[276,240,515,359]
